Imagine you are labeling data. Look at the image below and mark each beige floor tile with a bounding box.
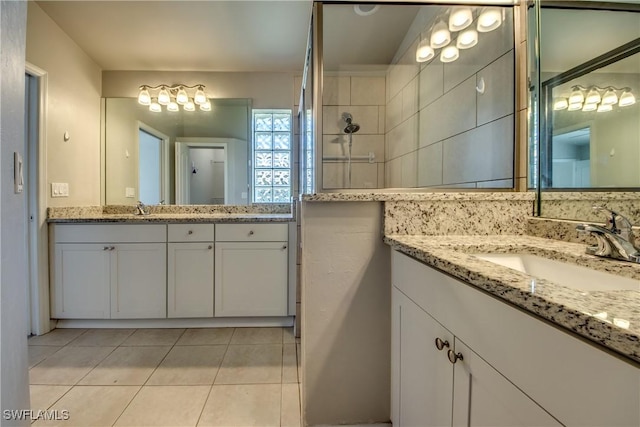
[230,327,283,345]
[147,345,226,385]
[33,386,139,427]
[215,344,282,385]
[283,327,295,344]
[198,384,281,427]
[28,329,86,346]
[69,329,135,347]
[122,328,185,346]
[282,343,298,384]
[281,383,301,427]
[115,385,210,427]
[176,328,234,346]
[29,346,114,385]
[29,346,62,369]
[79,346,170,386]
[30,385,71,411]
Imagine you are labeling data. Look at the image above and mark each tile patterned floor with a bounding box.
[28,327,301,427]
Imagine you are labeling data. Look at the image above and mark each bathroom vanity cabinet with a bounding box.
[51,224,166,319]
[50,222,290,321]
[391,250,639,427]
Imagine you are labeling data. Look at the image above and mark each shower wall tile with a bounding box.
[477,51,515,126]
[322,134,384,160]
[442,115,514,185]
[401,151,418,188]
[351,77,385,106]
[419,76,477,148]
[386,157,402,188]
[476,179,514,188]
[378,106,385,133]
[386,114,418,160]
[386,94,402,132]
[419,62,444,110]
[322,162,380,189]
[402,77,419,122]
[323,105,379,135]
[417,142,443,187]
[323,76,351,106]
[377,163,386,188]
[388,64,419,102]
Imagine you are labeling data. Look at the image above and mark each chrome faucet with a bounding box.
[135,201,149,216]
[576,206,640,263]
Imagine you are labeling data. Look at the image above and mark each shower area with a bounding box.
[299,2,516,192]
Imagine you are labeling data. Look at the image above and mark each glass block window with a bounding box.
[253,110,293,203]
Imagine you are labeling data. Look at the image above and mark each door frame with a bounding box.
[25,62,51,336]
[175,138,231,205]
[137,121,170,204]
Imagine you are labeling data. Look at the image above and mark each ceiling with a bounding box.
[35,0,314,72]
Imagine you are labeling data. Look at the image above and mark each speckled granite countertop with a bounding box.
[47,213,293,224]
[301,192,535,202]
[384,234,640,364]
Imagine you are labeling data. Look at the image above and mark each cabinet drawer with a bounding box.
[168,224,215,242]
[215,223,287,242]
[52,224,166,243]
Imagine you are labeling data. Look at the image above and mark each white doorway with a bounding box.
[25,63,50,336]
[137,122,169,205]
[175,139,230,205]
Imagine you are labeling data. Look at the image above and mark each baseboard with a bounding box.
[53,316,294,329]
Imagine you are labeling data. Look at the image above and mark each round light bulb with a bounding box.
[440,46,459,63]
[430,21,451,49]
[167,101,179,112]
[449,7,472,32]
[456,29,478,50]
[416,38,435,62]
[194,87,207,105]
[176,87,189,105]
[184,101,195,112]
[553,98,568,111]
[619,91,636,107]
[158,87,171,105]
[199,101,212,112]
[477,8,502,33]
[601,89,618,106]
[137,87,151,105]
[149,101,162,113]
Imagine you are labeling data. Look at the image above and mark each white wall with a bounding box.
[26,2,102,207]
[1,0,31,422]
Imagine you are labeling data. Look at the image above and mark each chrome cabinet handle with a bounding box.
[447,349,463,364]
[110,246,116,251]
[208,245,213,250]
[103,246,110,251]
[188,230,193,235]
[248,230,254,236]
[435,337,449,351]
[282,244,287,250]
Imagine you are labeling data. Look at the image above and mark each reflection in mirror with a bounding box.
[105,98,250,205]
[535,6,640,190]
[318,3,515,190]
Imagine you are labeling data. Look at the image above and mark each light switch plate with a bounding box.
[125,187,136,198]
[51,182,69,197]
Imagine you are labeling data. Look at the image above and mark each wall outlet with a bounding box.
[125,187,136,198]
[51,182,69,197]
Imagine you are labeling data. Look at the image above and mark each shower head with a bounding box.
[342,112,360,134]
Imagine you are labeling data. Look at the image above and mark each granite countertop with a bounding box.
[47,213,294,224]
[301,191,535,202]
[384,234,640,364]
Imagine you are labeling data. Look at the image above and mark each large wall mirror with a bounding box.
[537,4,640,190]
[104,98,251,205]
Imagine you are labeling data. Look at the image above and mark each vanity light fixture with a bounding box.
[555,85,636,113]
[137,84,210,112]
[415,6,504,64]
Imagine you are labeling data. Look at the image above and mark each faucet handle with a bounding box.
[593,206,636,245]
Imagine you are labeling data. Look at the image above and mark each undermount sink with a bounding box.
[473,253,639,292]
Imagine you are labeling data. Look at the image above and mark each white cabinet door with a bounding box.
[168,242,214,318]
[52,244,111,319]
[452,339,561,427]
[111,243,167,319]
[215,241,288,317]
[392,288,454,427]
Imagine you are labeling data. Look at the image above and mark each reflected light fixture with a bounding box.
[430,20,451,49]
[556,85,636,113]
[449,7,473,32]
[416,38,435,62]
[457,29,478,49]
[477,8,502,32]
[138,84,210,112]
[440,46,460,63]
